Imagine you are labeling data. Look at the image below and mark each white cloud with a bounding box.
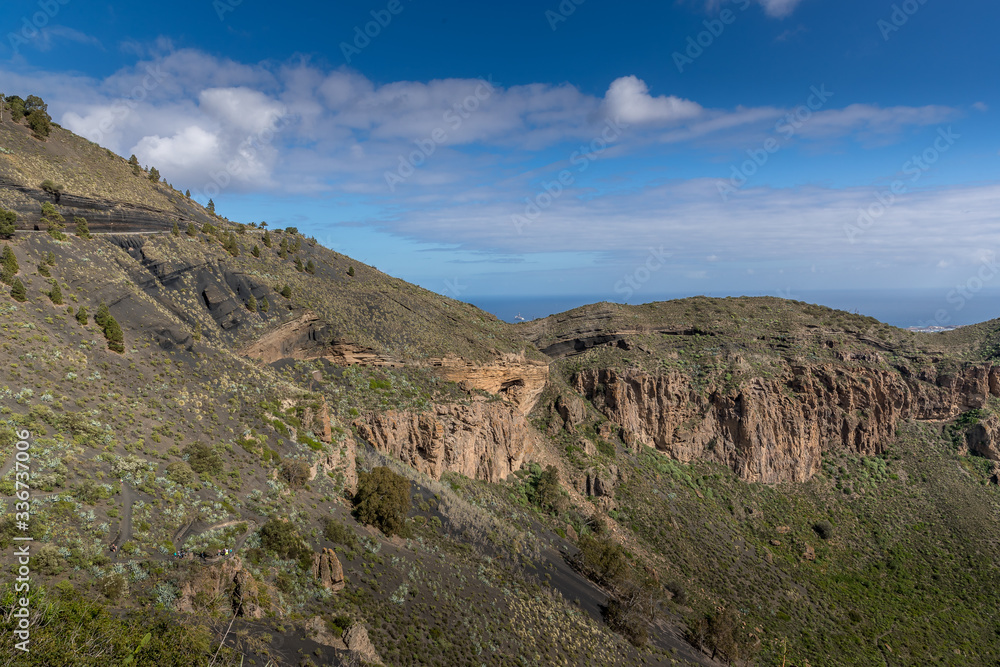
[603,76,702,125]
[758,0,804,18]
[131,126,220,178]
[704,0,806,18]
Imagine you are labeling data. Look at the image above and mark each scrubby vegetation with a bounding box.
[2,117,1000,666]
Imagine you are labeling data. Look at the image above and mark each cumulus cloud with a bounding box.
[603,76,702,125]
[1,46,979,293]
[3,49,954,201]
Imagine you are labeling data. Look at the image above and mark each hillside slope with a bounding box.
[1,111,1000,666]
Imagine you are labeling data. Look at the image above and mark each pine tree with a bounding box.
[1,245,18,284]
[251,245,260,258]
[305,260,316,274]
[348,266,355,277]
[48,280,63,305]
[76,306,88,325]
[280,285,292,299]
[246,295,257,311]
[104,315,125,353]
[186,222,197,236]
[0,208,16,239]
[10,278,26,302]
[94,302,110,329]
[294,257,304,272]
[74,216,91,239]
[223,232,239,257]
[192,322,202,342]
[185,189,191,198]
[260,296,269,313]
[171,221,180,237]
[41,202,65,239]
[207,199,215,214]
[37,263,50,277]
[45,251,55,266]
[262,230,272,248]
[148,167,160,182]
[129,155,139,167]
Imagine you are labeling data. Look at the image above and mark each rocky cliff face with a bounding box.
[966,414,1000,461]
[354,399,540,482]
[430,355,549,415]
[574,364,1000,483]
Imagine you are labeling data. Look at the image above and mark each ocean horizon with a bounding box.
[466,289,1000,329]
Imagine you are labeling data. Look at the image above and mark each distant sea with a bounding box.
[466,289,1000,329]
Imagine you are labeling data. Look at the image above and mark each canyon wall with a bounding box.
[573,364,1000,483]
[354,400,541,483]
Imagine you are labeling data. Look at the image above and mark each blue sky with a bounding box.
[1,0,998,319]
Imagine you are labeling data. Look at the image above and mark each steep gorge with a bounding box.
[573,363,1000,483]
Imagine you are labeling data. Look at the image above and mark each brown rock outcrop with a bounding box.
[355,400,540,482]
[556,394,587,429]
[585,466,618,498]
[232,570,265,618]
[430,355,549,415]
[966,414,1000,461]
[175,556,271,619]
[311,548,345,591]
[574,364,1000,483]
[344,624,384,665]
[242,311,399,366]
[305,617,348,650]
[310,433,358,493]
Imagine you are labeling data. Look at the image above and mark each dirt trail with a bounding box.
[109,482,136,550]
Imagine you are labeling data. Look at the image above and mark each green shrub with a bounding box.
[323,518,358,549]
[10,278,26,302]
[353,466,411,536]
[280,460,310,489]
[165,461,196,486]
[182,443,223,478]
[258,517,311,567]
[1,245,20,282]
[813,520,834,540]
[0,209,17,240]
[74,217,91,238]
[575,534,628,587]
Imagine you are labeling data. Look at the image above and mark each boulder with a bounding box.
[304,616,347,650]
[344,624,384,665]
[232,570,264,619]
[312,548,345,591]
[585,467,617,498]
